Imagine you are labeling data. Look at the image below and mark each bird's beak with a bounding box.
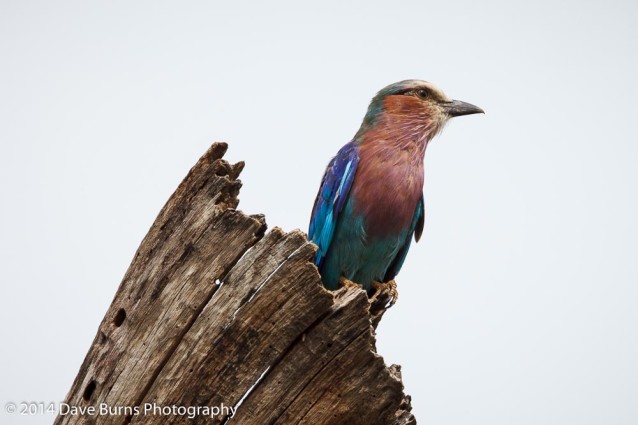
[443,100,484,117]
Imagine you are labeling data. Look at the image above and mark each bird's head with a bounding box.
[355,79,483,144]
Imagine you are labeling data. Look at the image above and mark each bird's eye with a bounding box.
[416,89,429,99]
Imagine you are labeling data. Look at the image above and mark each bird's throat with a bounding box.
[356,107,447,159]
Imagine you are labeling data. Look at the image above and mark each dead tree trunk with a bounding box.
[56,143,416,425]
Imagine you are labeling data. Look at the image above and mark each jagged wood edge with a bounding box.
[55,142,416,425]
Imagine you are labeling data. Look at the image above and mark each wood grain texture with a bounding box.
[56,143,416,425]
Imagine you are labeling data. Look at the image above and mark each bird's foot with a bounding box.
[339,277,364,290]
[372,280,398,307]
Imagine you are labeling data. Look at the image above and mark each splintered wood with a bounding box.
[56,143,416,425]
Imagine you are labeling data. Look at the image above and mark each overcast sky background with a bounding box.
[1,1,637,424]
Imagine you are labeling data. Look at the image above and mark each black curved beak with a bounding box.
[443,100,484,117]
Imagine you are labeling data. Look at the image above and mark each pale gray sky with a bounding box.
[1,1,637,424]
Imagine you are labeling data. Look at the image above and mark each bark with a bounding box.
[56,143,416,425]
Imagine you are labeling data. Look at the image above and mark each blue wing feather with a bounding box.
[309,142,359,268]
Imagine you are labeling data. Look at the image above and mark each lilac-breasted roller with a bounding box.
[309,80,483,302]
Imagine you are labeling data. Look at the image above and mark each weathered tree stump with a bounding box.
[56,143,416,425]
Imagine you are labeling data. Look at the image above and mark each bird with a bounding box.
[308,80,483,304]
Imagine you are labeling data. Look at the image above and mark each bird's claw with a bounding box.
[339,277,398,307]
[372,280,398,307]
[339,277,364,290]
